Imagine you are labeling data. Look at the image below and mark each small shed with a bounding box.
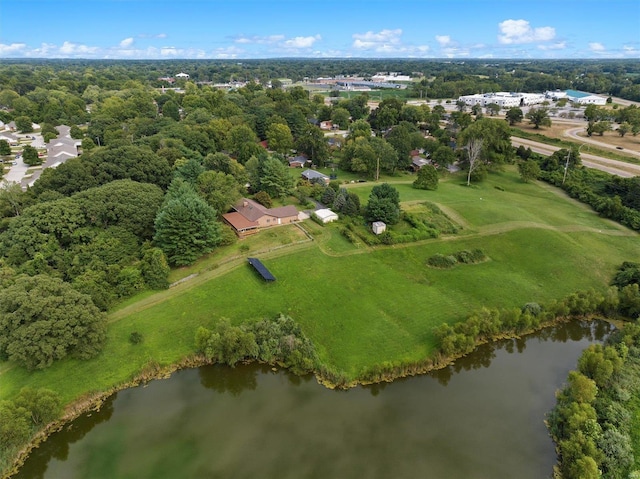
[247,258,276,281]
[372,221,386,235]
[313,208,339,224]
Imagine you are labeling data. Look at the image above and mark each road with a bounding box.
[511,137,640,178]
[563,126,640,158]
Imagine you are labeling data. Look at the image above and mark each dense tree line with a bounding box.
[433,275,640,361]
[548,323,640,479]
[518,147,640,231]
[1,59,638,101]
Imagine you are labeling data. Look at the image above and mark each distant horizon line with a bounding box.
[0,57,637,62]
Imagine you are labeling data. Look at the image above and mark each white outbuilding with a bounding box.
[372,221,386,235]
[313,209,339,224]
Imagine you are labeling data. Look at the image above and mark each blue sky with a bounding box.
[1,0,638,59]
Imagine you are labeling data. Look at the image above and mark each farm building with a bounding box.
[313,209,339,224]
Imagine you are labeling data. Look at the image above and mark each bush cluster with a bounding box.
[427,249,486,268]
[0,388,62,451]
[195,314,319,375]
[433,283,640,360]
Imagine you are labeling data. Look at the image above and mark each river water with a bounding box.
[14,320,612,479]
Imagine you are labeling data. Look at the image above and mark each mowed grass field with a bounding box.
[1,168,639,403]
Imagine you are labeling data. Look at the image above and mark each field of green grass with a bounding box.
[1,168,639,404]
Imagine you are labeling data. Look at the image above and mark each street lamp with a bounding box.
[562,143,586,185]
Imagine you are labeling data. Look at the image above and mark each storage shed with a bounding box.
[313,209,339,224]
[372,221,386,235]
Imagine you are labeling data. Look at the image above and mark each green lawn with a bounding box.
[1,169,639,404]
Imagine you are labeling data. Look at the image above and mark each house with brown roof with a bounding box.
[288,155,308,168]
[223,198,300,237]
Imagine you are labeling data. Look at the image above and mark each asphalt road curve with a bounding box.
[511,137,640,178]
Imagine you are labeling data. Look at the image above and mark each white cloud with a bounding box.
[0,43,26,55]
[137,33,167,39]
[352,29,403,49]
[211,46,244,59]
[234,34,285,45]
[442,47,469,58]
[160,46,181,56]
[284,35,321,49]
[589,42,606,52]
[435,35,451,47]
[59,41,76,54]
[58,41,99,56]
[498,19,555,44]
[538,41,566,51]
[622,45,639,56]
[119,37,134,48]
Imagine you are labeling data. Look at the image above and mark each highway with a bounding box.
[511,137,640,178]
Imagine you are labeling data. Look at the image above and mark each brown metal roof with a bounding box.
[222,212,259,231]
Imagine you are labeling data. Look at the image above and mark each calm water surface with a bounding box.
[15,320,612,479]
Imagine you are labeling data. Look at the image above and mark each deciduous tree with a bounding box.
[526,107,552,129]
[265,123,294,154]
[0,275,107,370]
[0,139,10,156]
[518,159,541,182]
[413,165,439,190]
[22,145,40,166]
[505,107,524,125]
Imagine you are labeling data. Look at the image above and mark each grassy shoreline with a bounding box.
[2,169,639,476]
[2,313,598,479]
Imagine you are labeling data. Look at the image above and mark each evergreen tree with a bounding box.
[154,181,222,266]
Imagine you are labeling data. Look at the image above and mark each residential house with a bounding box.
[0,131,19,146]
[223,198,299,237]
[288,155,308,168]
[320,121,333,130]
[411,156,430,171]
[46,127,80,162]
[301,169,330,185]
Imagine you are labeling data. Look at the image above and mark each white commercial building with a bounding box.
[458,92,546,108]
[545,89,607,105]
[565,89,607,105]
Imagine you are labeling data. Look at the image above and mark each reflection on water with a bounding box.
[14,320,613,479]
